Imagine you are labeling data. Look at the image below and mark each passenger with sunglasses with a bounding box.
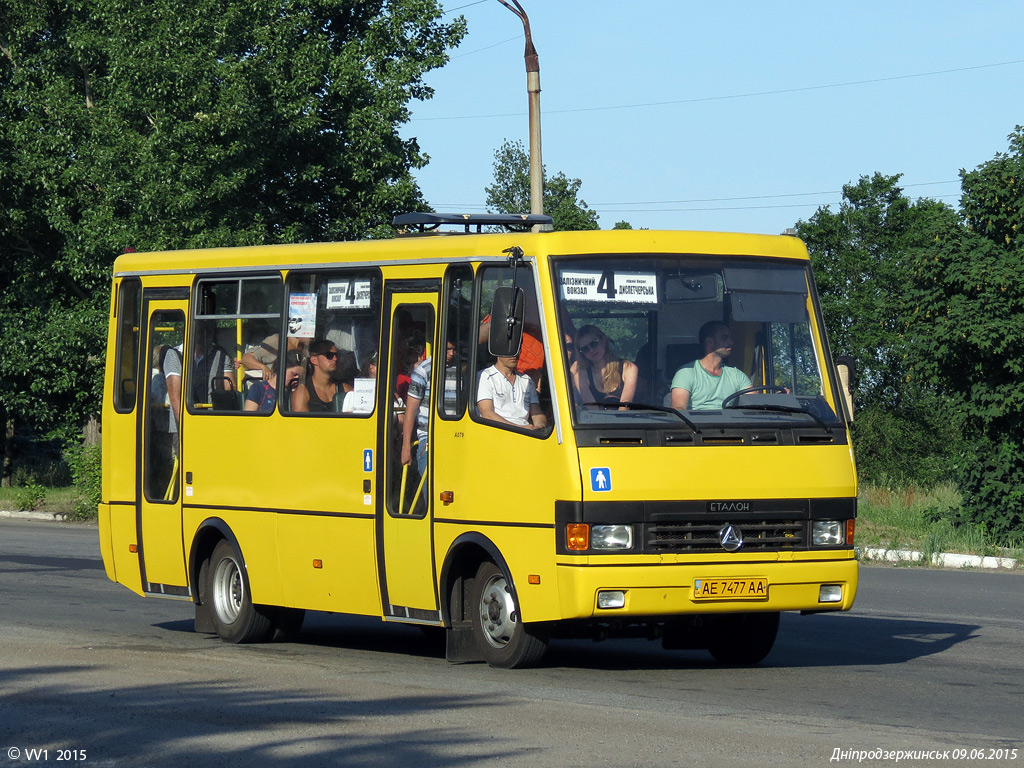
[571,325,638,408]
[291,338,340,412]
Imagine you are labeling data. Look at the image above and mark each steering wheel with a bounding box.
[720,385,789,409]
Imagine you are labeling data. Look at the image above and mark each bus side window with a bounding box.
[113,278,142,413]
[191,276,283,414]
[440,264,473,419]
[284,269,382,416]
[474,265,548,433]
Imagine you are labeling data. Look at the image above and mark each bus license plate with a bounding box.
[692,577,768,600]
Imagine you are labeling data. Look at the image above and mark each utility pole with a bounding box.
[496,0,544,225]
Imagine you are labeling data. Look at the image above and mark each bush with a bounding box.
[65,442,102,520]
[13,478,47,511]
[852,402,963,489]
[954,434,1024,538]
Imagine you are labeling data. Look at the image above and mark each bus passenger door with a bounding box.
[380,290,441,622]
[137,294,190,597]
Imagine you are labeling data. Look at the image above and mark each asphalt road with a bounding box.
[1,519,1022,768]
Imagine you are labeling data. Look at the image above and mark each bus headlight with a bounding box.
[591,525,633,550]
[819,584,844,603]
[811,520,844,546]
[597,590,626,609]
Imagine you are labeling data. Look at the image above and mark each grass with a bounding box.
[857,483,1024,568]
[0,485,81,519]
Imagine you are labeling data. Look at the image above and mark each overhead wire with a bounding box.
[429,183,962,215]
[420,11,988,216]
[412,59,1024,121]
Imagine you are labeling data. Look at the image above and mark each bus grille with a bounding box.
[648,519,805,552]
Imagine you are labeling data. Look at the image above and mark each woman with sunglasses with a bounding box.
[572,325,638,408]
[291,338,341,412]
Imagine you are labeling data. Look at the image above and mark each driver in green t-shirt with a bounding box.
[670,321,752,410]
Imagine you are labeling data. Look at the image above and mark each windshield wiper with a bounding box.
[591,401,702,434]
[729,401,834,433]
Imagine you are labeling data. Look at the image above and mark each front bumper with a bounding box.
[555,553,858,619]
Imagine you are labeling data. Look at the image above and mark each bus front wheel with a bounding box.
[204,539,274,644]
[706,611,779,665]
[471,561,549,669]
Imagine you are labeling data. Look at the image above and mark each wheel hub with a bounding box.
[478,574,516,648]
[212,556,243,625]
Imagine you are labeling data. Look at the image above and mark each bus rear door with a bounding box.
[137,292,190,597]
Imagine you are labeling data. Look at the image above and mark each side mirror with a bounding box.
[834,355,856,422]
[488,286,524,357]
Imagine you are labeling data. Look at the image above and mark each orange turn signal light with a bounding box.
[312,559,323,569]
[128,544,138,554]
[566,523,590,551]
[846,519,856,545]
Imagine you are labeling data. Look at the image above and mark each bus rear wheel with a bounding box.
[471,561,548,669]
[706,611,780,666]
[204,539,274,644]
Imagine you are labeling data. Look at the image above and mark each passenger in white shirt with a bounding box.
[477,352,547,430]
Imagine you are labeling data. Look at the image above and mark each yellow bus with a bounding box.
[99,213,858,668]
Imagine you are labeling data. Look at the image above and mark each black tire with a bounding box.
[471,561,549,669]
[706,612,780,666]
[204,539,274,644]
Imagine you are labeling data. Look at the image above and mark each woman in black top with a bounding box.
[571,325,639,408]
[291,339,339,412]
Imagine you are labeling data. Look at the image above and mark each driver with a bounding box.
[670,321,752,411]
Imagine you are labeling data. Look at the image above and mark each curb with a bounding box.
[0,509,68,523]
[859,547,1019,570]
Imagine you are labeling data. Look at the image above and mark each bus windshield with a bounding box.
[553,254,841,429]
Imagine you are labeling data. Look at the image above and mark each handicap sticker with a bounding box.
[590,467,612,492]
[363,449,373,472]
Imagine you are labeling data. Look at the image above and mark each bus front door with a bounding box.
[137,294,190,597]
[380,291,441,622]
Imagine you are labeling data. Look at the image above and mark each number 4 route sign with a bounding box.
[590,467,612,492]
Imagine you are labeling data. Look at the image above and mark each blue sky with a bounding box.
[403,0,1024,235]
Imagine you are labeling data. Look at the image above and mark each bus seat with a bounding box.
[211,376,242,411]
[211,390,242,411]
[666,343,702,376]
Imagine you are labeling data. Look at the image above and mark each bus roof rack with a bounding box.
[393,212,553,235]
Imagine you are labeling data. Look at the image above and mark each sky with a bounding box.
[402,0,1024,235]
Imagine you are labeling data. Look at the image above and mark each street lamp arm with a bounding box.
[495,0,538,72]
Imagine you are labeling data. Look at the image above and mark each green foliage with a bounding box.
[0,0,466,442]
[795,173,962,487]
[13,477,46,511]
[65,441,102,520]
[907,127,1024,536]
[796,173,958,409]
[485,139,600,231]
[851,401,964,489]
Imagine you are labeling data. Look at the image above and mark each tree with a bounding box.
[0,0,465,455]
[485,139,599,231]
[907,127,1024,535]
[795,173,962,487]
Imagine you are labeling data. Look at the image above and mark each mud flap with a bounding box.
[445,622,484,664]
